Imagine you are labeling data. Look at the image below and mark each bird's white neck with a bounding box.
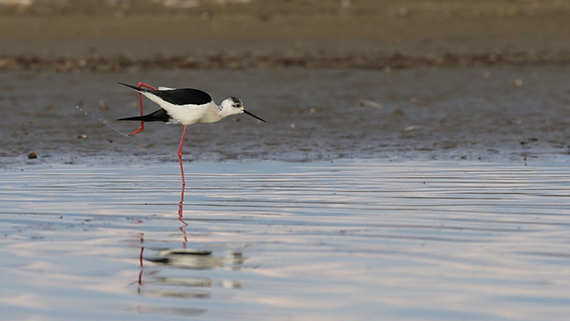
[217,103,235,119]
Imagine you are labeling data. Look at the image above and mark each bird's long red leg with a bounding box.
[178,125,188,190]
[128,82,157,136]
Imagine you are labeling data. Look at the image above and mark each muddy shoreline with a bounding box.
[1,67,569,166]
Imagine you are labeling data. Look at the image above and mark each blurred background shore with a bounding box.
[1,0,570,70]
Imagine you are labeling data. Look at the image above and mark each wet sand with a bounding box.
[2,160,570,320]
[1,67,569,166]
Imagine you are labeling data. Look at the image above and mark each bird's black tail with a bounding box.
[117,109,170,122]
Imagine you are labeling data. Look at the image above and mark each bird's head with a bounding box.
[221,96,244,115]
[220,97,266,123]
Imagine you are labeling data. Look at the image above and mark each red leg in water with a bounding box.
[178,125,188,188]
[129,82,157,136]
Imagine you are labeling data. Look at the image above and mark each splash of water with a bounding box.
[75,105,130,137]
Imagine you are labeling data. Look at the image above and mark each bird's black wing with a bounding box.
[118,82,213,106]
[153,88,213,106]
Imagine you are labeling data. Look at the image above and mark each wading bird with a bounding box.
[118,82,266,188]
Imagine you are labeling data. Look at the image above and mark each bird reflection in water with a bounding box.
[149,185,245,271]
[137,232,144,295]
[178,186,188,249]
[134,181,243,315]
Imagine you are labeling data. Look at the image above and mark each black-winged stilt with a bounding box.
[117,82,266,188]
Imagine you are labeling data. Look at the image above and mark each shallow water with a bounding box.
[1,159,570,320]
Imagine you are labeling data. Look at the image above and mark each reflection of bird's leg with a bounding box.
[178,125,188,188]
[137,232,144,295]
[178,184,188,249]
[129,82,157,136]
[179,219,188,249]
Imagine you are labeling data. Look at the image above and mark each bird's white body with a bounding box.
[142,92,224,125]
[118,82,265,126]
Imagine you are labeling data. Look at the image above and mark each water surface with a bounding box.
[1,160,570,320]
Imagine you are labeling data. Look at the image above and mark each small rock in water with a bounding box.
[98,100,108,110]
[359,100,383,108]
[27,152,37,159]
[520,138,538,145]
[403,125,423,132]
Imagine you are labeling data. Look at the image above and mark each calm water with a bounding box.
[1,160,570,320]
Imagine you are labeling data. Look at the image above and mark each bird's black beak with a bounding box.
[244,110,267,123]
